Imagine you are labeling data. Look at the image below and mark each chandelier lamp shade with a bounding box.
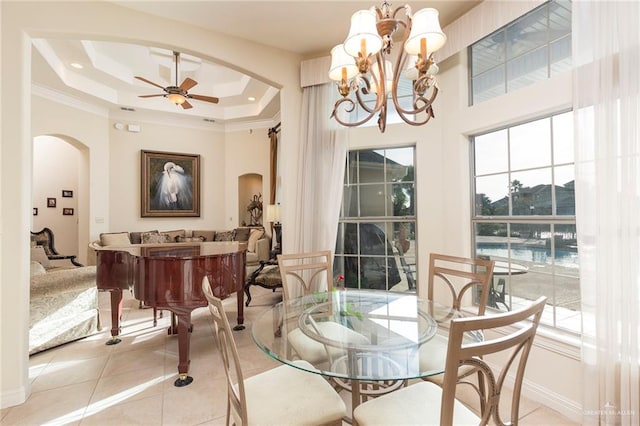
[329,1,446,132]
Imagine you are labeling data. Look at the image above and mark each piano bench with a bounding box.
[244,260,282,306]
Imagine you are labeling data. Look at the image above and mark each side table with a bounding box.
[244,260,282,306]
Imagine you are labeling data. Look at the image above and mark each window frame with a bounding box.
[335,146,418,293]
[470,109,580,335]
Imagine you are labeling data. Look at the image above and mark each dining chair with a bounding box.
[277,251,402,403]
[419,253,495,411]
[201,276,346,426]
[353,296,547,426]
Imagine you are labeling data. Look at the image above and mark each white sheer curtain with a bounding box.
[573,1,640,424]
[289,83,347,254]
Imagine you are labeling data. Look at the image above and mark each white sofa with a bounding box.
[29,261,101,354]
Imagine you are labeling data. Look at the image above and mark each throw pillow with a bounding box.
[100,232,131,246]
[234,227,252,242]
[30,260,47,277]
[192,230,215,241]
[30,246,51,269]
[214,230,235,241]
[247,228,265,253]
[142,232,172,244]
[162,229,186,241]
[130,230,158,244]
[175,236,205,243]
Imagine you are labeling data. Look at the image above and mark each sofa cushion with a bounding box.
[214,230,235,241]
[30,260,47,276]
[193,230,215,241]
[176,235,205,243]
[234,227,252,242]
[246,251,259,264]
[100,232,131,246]
[162,229,186,241]
[142,232,172,244]
[248,228,265,252]
[31,246,51,269]
[130,230,158,244]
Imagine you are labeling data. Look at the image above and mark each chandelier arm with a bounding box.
[331,97,380,128]
[394,85,438,126]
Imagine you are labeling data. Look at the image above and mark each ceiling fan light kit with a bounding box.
[136,51,219,110]
[329,1,446,132]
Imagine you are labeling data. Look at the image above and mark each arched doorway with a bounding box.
[32,135,90,264]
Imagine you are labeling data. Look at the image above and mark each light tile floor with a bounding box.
[1,286,578,425]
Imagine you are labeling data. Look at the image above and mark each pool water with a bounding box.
[477,244,579,269]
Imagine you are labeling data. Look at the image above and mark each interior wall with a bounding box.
[108,119,226,233]
[32,136,80,256]
[30,96,110,263]
[225,128,271,231]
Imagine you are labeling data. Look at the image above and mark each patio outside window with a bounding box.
[335,147,417,292]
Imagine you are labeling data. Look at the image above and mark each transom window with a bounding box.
[335,147,417,292]
[470,0,572,105]
[471,111,579,333]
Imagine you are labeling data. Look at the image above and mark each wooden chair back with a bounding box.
[202,276,248,426]
[440,296,547,425]
[277,250,333,300]
[428,253,495,315]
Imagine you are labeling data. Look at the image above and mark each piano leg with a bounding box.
[172,310,194,387]
[234,287,245,331]
[105,289,123,345]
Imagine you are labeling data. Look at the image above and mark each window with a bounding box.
[470,0,572,105]
[471,111,579,333]
[335,147,417,292]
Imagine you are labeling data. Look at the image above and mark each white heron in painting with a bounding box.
[152,161,193,210]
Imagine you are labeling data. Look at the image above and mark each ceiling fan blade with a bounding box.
[138,94,166,98]
[188,93,219,104]
[135,76,167,91]
[179,77,197,92]
[181,100,193,109]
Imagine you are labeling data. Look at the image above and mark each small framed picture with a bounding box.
[62,190,73,198]
[47,198,56,208]
[33,208,38,216]
[63,208,74,216]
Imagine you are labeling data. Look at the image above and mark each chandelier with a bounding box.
[329,1,446,132]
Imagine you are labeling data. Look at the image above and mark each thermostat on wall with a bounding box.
[113,122,124,130]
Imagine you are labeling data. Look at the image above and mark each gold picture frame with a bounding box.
[141,150,200,217]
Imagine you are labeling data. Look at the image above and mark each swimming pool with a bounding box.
[477,243,579,269]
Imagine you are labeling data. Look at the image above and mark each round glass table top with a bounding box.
[251,289,482,382]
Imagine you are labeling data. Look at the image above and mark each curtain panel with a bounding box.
[290,83,347,255]
[573,1,640,424]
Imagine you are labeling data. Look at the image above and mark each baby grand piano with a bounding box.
[95,241,246,387]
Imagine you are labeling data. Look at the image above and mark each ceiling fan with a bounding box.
[135,51,219,109]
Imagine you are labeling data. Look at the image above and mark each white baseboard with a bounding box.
[521,378,583,423]
[0,386,28,410]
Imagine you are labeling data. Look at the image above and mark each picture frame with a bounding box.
[33,208,38,216]
[62,190,73,198]
[63,208,74,216]
[141,150,200,217]
[47,197,56,208]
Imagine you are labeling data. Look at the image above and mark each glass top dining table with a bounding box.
[251,289,483,416]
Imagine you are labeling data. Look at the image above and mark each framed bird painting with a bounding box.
[141,150,200,217]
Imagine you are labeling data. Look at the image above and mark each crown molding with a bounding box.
[32,84,110,118]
